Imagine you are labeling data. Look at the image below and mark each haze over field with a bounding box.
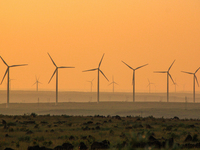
[0,1,200,93]
[0,91,200,104]
[1,98,200,119]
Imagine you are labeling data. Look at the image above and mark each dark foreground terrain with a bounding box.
[1,114,200,150]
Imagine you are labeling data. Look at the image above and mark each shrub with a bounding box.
[170,133,180,139]
[16,141,20,148]
[109,129,114,135]
[7,122,16,126]
[31,113,37,117]
[18,136,30,142]
[33,136,45,142]
[43,140,53,146]
[193,134,198,142]
[9,128,14,132]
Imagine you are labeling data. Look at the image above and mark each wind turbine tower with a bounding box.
[122,61,148,102]
[47,53,75,104]
[83,54,109,103]
[9,78,15,90]
[0,56,28,108]
[32,76,42,92]
[147,78,154,93]
[173,79,178,93]
[181,67,200,103]
[154,60,175,102]
[87,78,94,92]
[108,76,119,93]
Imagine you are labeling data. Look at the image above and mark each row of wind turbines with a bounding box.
[0,53,199,108]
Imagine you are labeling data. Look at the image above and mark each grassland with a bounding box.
[0,102,200,149]
[1,113,200,149]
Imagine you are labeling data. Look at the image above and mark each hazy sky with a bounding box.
[0,1,200,92]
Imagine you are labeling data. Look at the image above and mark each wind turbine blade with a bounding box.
[0,56,8,66]
[154,71,167,73]
[10,64,28,67]
[147,84,150,88]
[32,82,37,86]
[47,53,57,67]
[195,67,200,74]
[108,82,113,86]
[181,71,193,74]
[148,78,150,83]
[98,53,105,68]
[1,68,8,85]
[48,68,57,84]
[168,59,176,71]
[122,61,133,70]
[58,66,75,68]
[135,63,148,70]
[82,68,98,72]
[92,78,95,82]
[168,73,175,84]
[38,81,42,84]
[195,75,199,87]
[114,82,119,85]
[99,69,109,81]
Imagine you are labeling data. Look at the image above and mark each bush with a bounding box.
[7,122,16,126]
[43,140,53,146]
[18,136,30,142]
[193,134,198,142]
[16,141,20,148]
[31,113,37,117]
[33,136,45,142]
[170,133,180,139]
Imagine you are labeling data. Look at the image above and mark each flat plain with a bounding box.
[1,91,200,149]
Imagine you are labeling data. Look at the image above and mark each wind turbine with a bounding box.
[32,76,42,92]
[0,56,28,108]
[173,79,178,93]
[9,78,15,90]
[181,67,200,103]
[154,60,175,102]
[83,53,109,103]
[108,76,118,93]
[147,78,154,93]
[122,61,148,102]
[87,78,95,92]
[47,53,75,104]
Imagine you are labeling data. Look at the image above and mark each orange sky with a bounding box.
[0,1,200,92]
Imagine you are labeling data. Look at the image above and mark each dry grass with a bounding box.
[0,113,200,149]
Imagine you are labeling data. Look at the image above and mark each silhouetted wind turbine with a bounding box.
[108,76,118,93]
[181,67,200,103]
[173,79,178,93]
[0,56,28,108]
[87,78,95,92]
[9,78,15,90]
[32,76,42,92]
[147,78,154,93]
[47,53,75,104]
[154,60,175,102]
[83,54,109,103]
[122,61,148,102]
